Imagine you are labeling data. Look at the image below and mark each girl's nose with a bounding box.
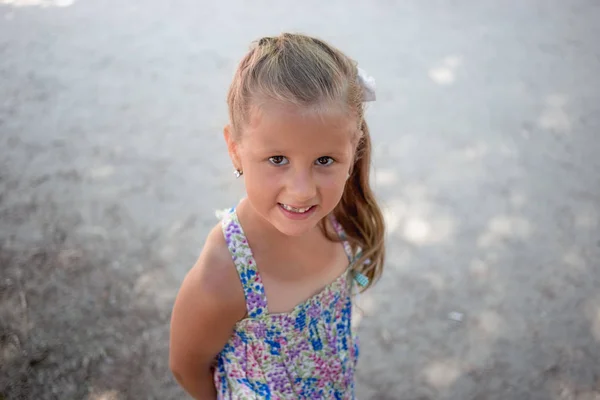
[287,169,317,202]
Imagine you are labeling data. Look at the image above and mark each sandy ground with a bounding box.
[1,0,600,399]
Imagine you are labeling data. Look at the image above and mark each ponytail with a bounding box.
[329,120,385,291]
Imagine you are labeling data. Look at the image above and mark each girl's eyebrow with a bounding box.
[253,146,285,154]
[255,150,348,160]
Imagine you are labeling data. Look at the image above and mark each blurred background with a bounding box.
[1,0,599,399]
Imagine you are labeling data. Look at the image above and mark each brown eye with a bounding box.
[268,156,288,165]
[315,156,334,166]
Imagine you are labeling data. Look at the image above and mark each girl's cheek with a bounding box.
[256,165,284,186]
[317,170,346,191]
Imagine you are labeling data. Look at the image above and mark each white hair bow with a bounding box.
[357,67,376,102]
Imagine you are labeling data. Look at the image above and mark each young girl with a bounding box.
[169,33,385,399]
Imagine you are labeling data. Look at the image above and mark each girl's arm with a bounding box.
[169,226,246,399]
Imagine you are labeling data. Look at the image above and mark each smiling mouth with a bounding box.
[278,203,315,214]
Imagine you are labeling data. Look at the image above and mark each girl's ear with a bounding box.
[223,125,242,170]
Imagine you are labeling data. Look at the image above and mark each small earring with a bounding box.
[234,169,243,178]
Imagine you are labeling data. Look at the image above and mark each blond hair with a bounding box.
[226,33,385,290]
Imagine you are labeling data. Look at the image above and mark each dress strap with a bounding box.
[328,214,370,288]
[221,208,268,318]
[328,214,354,262]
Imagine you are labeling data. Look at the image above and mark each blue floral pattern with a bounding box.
[213,208,360,399]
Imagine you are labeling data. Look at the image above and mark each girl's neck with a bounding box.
[235,198,345,285]
[236,198,324,248]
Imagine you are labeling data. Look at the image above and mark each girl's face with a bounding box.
[226,104,357,237]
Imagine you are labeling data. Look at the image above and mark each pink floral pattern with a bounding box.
[214,208,359,399]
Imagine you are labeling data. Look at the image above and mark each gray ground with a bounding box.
[1,0,599,399]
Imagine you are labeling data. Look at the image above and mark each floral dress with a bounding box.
[213,207,360,399]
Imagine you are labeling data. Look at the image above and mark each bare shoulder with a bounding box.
[169,222,246,372]
[180,222,246,318]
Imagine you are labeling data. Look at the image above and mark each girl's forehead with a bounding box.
[242,103,359,150]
